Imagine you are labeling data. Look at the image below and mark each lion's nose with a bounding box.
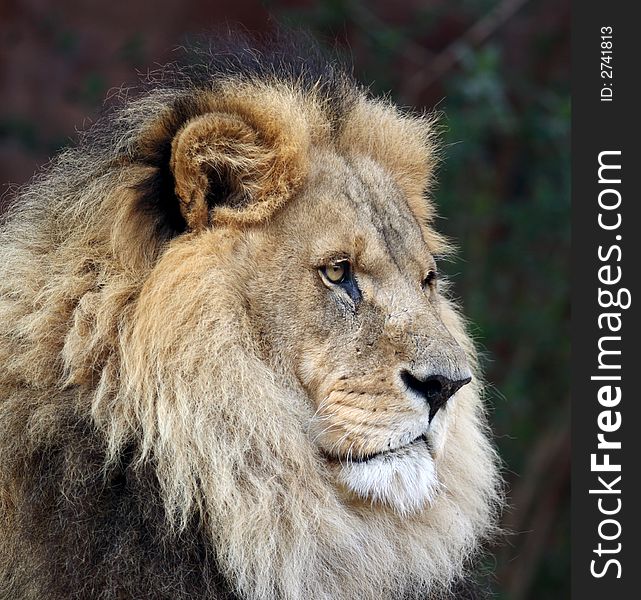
[400,370,472,421]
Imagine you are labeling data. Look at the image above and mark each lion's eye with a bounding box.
[322,261,350,284]
[422,270,437,290]
[319,260,361,304]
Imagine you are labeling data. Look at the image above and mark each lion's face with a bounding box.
[242,151,471,514]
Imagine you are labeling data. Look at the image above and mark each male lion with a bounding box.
[0,37,501,600]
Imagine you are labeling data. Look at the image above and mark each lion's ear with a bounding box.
[168,102,309,231]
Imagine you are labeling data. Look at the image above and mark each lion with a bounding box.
[0,36,501,600]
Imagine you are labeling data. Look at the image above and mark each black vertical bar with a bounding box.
[572,2,640,598]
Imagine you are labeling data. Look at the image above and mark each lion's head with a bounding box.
[0,38,501,600]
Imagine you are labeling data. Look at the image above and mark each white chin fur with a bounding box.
[336,443,438,515]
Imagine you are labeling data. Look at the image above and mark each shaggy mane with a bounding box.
[0,33,501,600]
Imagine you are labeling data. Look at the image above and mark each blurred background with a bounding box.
[0,1,570,597]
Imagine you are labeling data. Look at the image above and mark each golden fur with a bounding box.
[0,40,501,599]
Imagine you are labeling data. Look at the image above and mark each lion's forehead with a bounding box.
[289,151,429,276]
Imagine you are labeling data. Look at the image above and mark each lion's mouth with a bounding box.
[322,433,429,464]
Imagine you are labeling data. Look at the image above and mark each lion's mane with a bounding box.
[0,35,501,600]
